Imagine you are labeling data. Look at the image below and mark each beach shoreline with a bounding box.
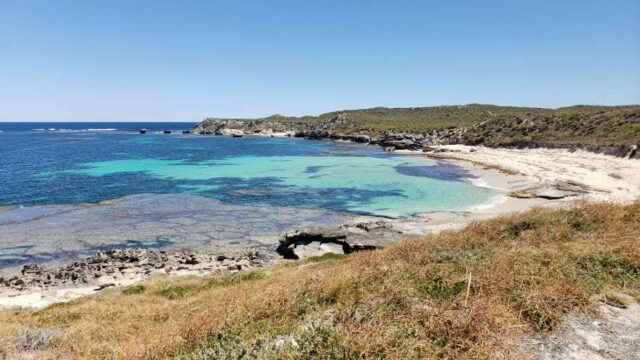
[2,142,639,309]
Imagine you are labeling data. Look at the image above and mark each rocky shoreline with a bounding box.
[0,248,268,306]
[191,115,640,159]
[4,115,639,307]
[3,208,505,306]
[0,217,415,301]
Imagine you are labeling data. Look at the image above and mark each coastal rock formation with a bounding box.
[191,105,640,158]
[276,221,403,259]
[193,118,294,136]
[0,248,267,292]
[509,180,590,200]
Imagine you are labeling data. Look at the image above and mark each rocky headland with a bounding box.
[192,105,640,158]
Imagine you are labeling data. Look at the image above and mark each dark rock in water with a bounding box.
[346,134,370,143]
[163,130,172,134]
[139,129,147,134]
[182,130,191,134]
[277,221,402,259]
[232,133,243,138]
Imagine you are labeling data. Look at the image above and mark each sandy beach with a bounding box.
[424,145,640,203]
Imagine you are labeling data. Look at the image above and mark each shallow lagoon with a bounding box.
[1,129,499,217]
[0,127,502,267]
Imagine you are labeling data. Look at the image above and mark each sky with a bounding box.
[0,0,639,121]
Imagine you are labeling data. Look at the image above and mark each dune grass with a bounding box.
[1,202,638,359]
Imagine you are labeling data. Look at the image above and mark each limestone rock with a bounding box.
[277,221,402,259]
[0,249,269,293]
[509,180,590,200]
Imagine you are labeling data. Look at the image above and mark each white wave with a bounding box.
[36,128,119,132]
[464,194,508,212]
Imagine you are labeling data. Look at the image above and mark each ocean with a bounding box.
[0,122,500,267]
[0,122,497,217]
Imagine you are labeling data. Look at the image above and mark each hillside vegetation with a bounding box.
[203,104,640,146]
[1,202,638,359]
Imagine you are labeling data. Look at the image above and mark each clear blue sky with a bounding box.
[1,0,639,121]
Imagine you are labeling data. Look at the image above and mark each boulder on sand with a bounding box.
[509,180,590,200]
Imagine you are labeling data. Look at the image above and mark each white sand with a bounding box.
[390,145,640,236]
[427,145,640,203]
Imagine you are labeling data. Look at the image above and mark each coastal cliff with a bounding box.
[193,104,640,158]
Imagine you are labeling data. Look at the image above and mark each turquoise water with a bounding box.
[67,155,496,217]
[0,124,499,218]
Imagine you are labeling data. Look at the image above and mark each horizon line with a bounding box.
[2,102,639,123]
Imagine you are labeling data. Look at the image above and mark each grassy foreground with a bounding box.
[1,202,639,359]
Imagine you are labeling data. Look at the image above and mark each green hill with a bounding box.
[199,104,640,146]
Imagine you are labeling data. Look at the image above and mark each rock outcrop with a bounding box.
[191,107,640,159]
[192,116,470,152]
[509,180,590,200]
[0,248,267,292]
[276,221,403,259]
[193,119,295,136]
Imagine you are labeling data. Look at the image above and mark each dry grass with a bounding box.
[1,202,638,359]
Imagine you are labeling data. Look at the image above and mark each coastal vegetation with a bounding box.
[200,104,640,146]
[1,201,638,359]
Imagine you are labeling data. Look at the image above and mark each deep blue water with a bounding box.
[0,122,194,132]
[0,122,498,217]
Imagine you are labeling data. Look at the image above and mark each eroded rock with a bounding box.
[277,220,402,259]
[510,181,590,200]
[0,248,268,293]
